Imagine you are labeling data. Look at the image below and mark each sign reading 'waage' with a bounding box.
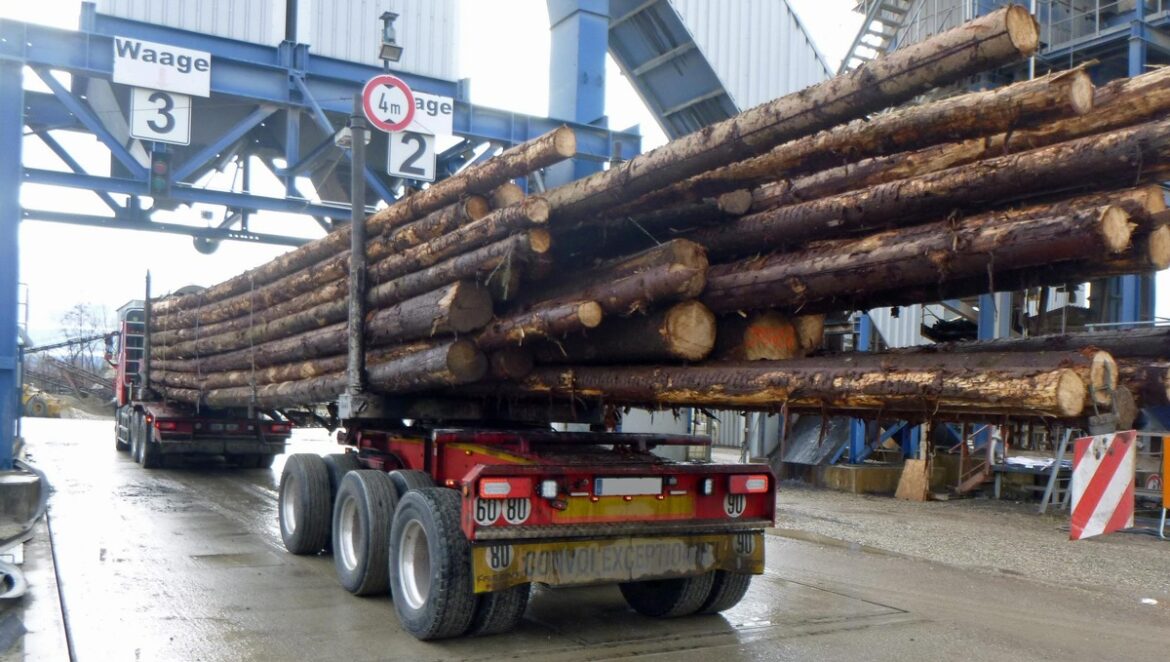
[113,37,211,98]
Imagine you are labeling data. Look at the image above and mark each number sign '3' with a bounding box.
[129,87,192,145]
[387,131,436,182]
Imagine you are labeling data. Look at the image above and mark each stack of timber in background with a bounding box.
[143,5,1170,426]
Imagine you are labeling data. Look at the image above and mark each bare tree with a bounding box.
[59,303,110,373]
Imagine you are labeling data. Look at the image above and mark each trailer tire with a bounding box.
[279,454,331,555]
[619,572,716,618]
[324,454,363,502]
[389,488,476,640]
[333,471,397,595]
[467,583,530,637]
[696,571,752,614]
[140,422,164,470]
[388,470,434,500]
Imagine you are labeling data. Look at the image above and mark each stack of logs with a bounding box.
[147,5,1170,426]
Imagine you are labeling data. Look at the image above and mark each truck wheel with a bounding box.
[115,410,130,452]
[389,488,476,640]
[467,584,530,637]
[279,454,331,555]
[388,469,435,500]
[25,397,47,418]
[130,412,143,462]
[324,453,363,502]
[697,571,752,614]
[140,421,164,470]
[333,471,397,595]
[619,572,716,618]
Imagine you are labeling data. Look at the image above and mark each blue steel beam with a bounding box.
[34,130,122,214]
[23,169,355,220]
[172,105,279,184]
[1119,3,1150,326]
[0,61,21,470]
[848,314,873,464]
[21,209,308,247]
[546,0,610,187]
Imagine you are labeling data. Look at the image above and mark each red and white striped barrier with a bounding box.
[1070,430,1136,541]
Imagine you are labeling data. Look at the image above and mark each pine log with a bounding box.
[156,339,487,408]
[544,6,1038,223]
[490,182,526,209]
[532,300,716,364]
[476,301,604,349]
[614,67,1091,213]
[1116,359,1170,406]
[154,127,574,316]
[368,231,550,310]
[152,283,492,370]
[713,311,802,361]
[697,119,1170,258]
[525,239,707,315]
[918,327,1170,361]
[753,66,1170,213]
[795,314,826,353]
[489,347,536,380]
[700,206,1131,315]
[493,355,1086,418]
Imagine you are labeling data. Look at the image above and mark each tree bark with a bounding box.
[476,301,604,349]
[494,354,1086,418]
[152,282,492,370]
[490,182,525,209]
[613,67,1091,213]
[525,239,708,315]
[1116,359,1170,407]
[154,126,574,316]
[489,347,536,380]
[532,300,716,364]
[156,339,487,408]
[914,327,1170,361]
[544,6,1038,223]
[701,206,1131,314]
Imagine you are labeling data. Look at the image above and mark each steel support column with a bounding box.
[546,0,609,187]
[848,314,873,464]
[1117,3,1152,326]
[0,60,23,470]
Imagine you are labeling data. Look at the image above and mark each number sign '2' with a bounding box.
[129,87,192,145]
[387,131,437,182]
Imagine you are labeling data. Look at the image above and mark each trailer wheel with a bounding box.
[389,488,476,640]
[697,571,752,614]
[279,454,331,555]
[139,421,164,469]
[619,572,716,618]
[323,453,363,502]
[387,469,434,500]
[466,583,530,637]
[332,471,397,595]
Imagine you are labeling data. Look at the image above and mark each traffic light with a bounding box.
[150,151,172,197]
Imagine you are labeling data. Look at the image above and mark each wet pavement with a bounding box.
[11,418,1170,661]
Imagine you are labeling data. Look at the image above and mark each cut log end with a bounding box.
[1099,205,1132,253]
[1088,350,1120,406]
[1005,5,1041,56]
[447,283,496,333]
[553,126,578,158]
[522,197,551,224]
[1147,226,1170,269]
[717,190,754,216]
[1067,70,1094,115]
[490,347,535,380]
[662,301,717,361]
[528,229,553,254]
[447,339,489,382]
[578,302,604,329]
[1142,185,1168,215]
[1057,370,1087,417]
[465,195,492,221]
[490,183,525,210]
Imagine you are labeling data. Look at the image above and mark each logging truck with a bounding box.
[111,303,291,468]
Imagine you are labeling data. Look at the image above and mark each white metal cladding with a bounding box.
[868,304,936,349]
[97,0,459,81]
[668,0,832,109]
[300,0,458,80]
[96,0,286,46]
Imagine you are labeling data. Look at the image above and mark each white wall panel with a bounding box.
[668,0,831,109]
[97,0,286,47]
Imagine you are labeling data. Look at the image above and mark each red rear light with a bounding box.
[268,423,291,434]
[730,474,770,494]
[156,421,176,431]
[478,477,533,499]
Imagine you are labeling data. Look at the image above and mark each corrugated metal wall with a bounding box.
[668,0,832,109]
[97,0,285,46]
[96,0,459,81]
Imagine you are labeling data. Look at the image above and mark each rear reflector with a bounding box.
[478,477,533,499]
[730,474,770,494]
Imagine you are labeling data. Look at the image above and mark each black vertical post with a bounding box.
[346,94,368,396]
[143,271,152,397]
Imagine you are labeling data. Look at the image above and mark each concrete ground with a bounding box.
[5,419,1170,661]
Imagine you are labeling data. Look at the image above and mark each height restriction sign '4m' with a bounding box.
[362,74,416,133]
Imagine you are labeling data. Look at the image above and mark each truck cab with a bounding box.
[112,301,291,469]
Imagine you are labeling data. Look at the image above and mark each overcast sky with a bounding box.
[11,1,1156,344]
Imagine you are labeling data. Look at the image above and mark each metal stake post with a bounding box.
[346,94,368,397]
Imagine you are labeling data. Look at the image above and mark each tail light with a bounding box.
[156,421,176,431]
[478,477,533,499]
[268,423,291,434]
[730,474,770,494]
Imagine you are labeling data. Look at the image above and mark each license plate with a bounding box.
[594,476,663,496]
[471,532,764,593]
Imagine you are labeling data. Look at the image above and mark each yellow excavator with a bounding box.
[21,385,62,418]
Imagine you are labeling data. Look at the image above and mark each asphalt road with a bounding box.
[16,419,1170,661]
